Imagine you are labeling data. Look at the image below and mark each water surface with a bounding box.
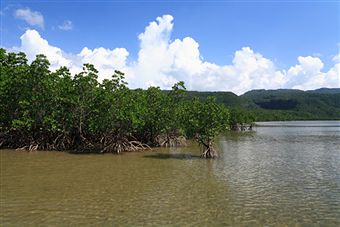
[1,121,339,226]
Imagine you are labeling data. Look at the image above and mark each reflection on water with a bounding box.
[256,120,340,127]
[1,121,340,226]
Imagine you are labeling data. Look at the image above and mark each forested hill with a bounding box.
[187,88,340,121]
[307,88,340,94]
[186,91,257,109]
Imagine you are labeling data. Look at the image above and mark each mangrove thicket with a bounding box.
[0,49,234,158]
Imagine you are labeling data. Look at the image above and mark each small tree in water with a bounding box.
[182,97,230,158]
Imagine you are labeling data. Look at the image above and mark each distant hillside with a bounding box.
[307,88,340,94]
[186,91,256,109]
[187,88,340,121]
[242,88,340,120]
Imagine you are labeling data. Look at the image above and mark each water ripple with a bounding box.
[1,124,340,226]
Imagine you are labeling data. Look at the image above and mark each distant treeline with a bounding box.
[1,49,252,158]
[184,88,340,121]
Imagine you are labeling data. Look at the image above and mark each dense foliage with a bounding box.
[0,49,231,158]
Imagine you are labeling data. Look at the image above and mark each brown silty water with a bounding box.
[1,121,340,226]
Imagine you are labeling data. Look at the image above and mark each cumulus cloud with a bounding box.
[78,47,129,81]
[130,15,339,93]
[10,29,129,81]
[128,15,287,94]
[15,8,44,28]
[286,56,339,90]
[58,20,73,31]
[12,29,70,69]
[332,54,340,63]
[7,15,339,94]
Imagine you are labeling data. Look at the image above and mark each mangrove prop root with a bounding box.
[3,130,154,154]
[156,134,187,147]
[201,147,218,158]
[200,139,218,159]
[98,134,151,154]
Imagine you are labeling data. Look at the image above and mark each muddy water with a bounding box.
[1,121,339,226]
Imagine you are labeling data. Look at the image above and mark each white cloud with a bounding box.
[138,15,173,49]
[78,47,129,81]
[7,15,340,94]
[128,15,286,94]
[10,29,128,81]
[332,54,340,63]
[287,56,339,90]
[58,20,73,31]
[325,63,340,88]
[13,29,70,70]
[15,8,44,28]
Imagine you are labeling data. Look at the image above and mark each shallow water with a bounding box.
[1,121,340,226]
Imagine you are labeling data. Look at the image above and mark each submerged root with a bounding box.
[3,130,150,154]
[16,143,39,151]
[156,134,187,147]
[29,144,39,151]
[201,147,218,158]
[16,146,28,151]
[6,130,74,152]
[101,135,150,154]
[199,139,218,159]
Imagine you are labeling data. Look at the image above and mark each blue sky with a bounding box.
[1,0,339,94]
